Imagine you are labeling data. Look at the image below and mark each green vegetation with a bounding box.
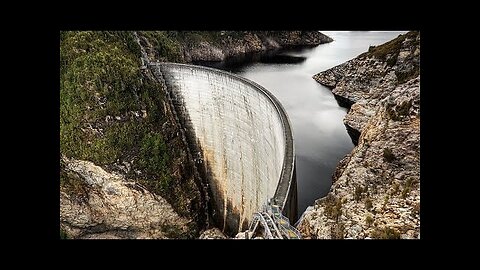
[401,177,415,199]
[391,182,400,195]
[397,100,413,118]
[365,215,374,227]
[60,229,69,239]
[363,31,418,66]
[139,31,244,63]
[324,194,343,221]
[383,194,390,209]
[365,197,373,211]
[372,227,401,239]
[396,68,420,84]
[159,223,190,239]
[354,184,365,201]
[331,221,345,239]
[413,202,420,216]
[140,31,183,62]
[173,31,225,44]
[386,99,412,121]
[383,147,395,162]
[386,103,396,120]
[60,160,89,202]
[362,31,420,84]
[61,31,142,161]
[60,31,178,206]
[61,32,158,160]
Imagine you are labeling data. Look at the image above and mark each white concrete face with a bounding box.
[159,63,290,233]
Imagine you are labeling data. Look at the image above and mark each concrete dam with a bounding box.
[151,63,297,235]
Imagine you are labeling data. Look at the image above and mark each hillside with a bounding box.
[60,31,205,238]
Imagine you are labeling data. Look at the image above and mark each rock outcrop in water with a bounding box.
[298,31,420,239]
[138,31,333,63]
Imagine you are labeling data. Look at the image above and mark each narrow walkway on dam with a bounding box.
[245,203,302,239]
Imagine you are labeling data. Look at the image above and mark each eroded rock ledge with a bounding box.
[60,156,193,239]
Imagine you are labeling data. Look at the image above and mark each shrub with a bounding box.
[383,148,395,162]
[331,221,345,239]
[413,203,420,216]
[139,133,168,172]
[160,223,189,239]
[405,177,414,188]
[401,177,415,199]
[383,195,390,208]
[365,198,373,211]
[396,66,420,84]
[60,166,89,203]
[391,182,400,195]
[397,100,413,117]
[372,227,401,239]
[401,186,411,199]
[140,31,183,62]
[60,229,69,239]
[324,194,343,221]
[386,100,413,121]
[386,103,399,121]
[365,215,374,227]
[354,185,364,201]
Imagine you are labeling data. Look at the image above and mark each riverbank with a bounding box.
[138,31,333,63]
[297,31,420,239]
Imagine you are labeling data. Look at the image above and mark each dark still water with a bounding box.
[200,31,407,216]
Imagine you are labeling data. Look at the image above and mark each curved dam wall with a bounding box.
[153,63,297,235]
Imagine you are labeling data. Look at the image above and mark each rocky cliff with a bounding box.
[298,31,420,239]
[60,157,193,239]
[313,31,419,145]
[138,31,332,63]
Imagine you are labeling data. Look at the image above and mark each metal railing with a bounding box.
[246,202,302,239]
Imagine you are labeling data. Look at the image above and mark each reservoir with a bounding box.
[199,31,406,216]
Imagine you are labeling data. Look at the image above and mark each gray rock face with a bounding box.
[185,31,334,62]
[313,31,420,143]
[140,31,333,63]
[60,157,192,239]
[298,31,420,239]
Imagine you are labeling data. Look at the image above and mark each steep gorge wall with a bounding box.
[156,63,296,235]
[298,31,420,239]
